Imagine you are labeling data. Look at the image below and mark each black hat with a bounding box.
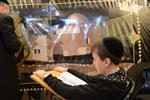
[103,37,123,59]
[0,0,9,5]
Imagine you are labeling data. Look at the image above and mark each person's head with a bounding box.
[0,0,9,4]
[91,37,123,74]
[0,0,10,14]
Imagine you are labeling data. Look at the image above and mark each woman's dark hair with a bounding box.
[0,0,9,5]
[91,37,123,65]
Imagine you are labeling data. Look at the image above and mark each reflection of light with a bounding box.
[54,26,68,44]
[97,16,102,23]
[102,22,106,26]
[25,17,59,35]
[83,24,91,39]
[48,4,56,11]
[37,23,59,34]
[42,8,49,12]
[25,18,44,35]
[118,2,144,14]
[37,23,49,32]
[26,18,42,23]
[21,24,32,48]
[96,16,102,26]
[129,4,143,13]
[55,10,60,16]
[28,23,38,34]
[68,25,72,32]
[72,25,78,40]
[49,25,59,34]
[60,19,78,25]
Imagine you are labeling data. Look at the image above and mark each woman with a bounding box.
[0,0,21,100]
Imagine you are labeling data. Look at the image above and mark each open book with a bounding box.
[57,71,87,86]
[30,70,87,100]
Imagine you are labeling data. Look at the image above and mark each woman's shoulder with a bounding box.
[0,14,13,21]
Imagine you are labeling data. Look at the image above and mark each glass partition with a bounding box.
[9,0,150,64]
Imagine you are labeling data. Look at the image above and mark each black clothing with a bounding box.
[44,68,131,100]
[127,63,150,100]
[0,14,21,100]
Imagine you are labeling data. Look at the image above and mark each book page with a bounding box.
[57,72,87,86]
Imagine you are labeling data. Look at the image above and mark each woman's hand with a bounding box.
[54,66,68,73]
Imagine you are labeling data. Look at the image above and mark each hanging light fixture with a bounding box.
[117,0,146,13]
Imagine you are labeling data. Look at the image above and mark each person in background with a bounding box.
[34,37,132,100]
[0,0,22,100]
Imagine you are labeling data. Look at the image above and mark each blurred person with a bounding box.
[0,0,22,100]
[34,37,132,100]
